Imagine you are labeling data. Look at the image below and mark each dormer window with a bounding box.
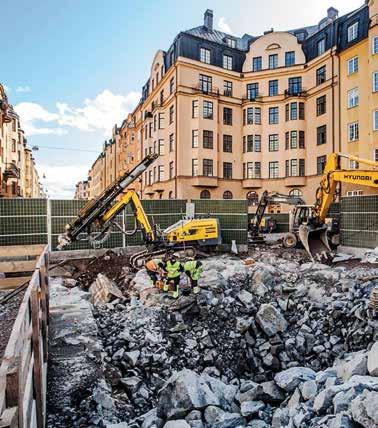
[223,54,233,70]
[347,22,358,42]
[200,47,211,64]
[225,37,236,48]
[317,38,325,55]
[296,32,306,42]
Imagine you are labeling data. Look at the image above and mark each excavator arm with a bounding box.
[299,152,378,259]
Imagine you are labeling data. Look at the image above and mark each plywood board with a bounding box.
[0,277,31,290]
[0,261,36,274]
[0,245,44,258]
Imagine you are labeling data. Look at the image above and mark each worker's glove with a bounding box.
[172,285,179,299]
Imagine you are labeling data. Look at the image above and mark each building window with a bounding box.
[200,47,211,64]
[158,139,164,155]
[223,54,233,70]
[347,22,359,42]
[169,161,174,179]
[269,54,278,69]
[347,88,359,108]
[148,170,152,185]
[316,95,326,116]
[199,74,212,92]
[347,56,358,75]
[317,125,327,145]
[299,102,305,120]
[158,165,164,181]
[299,131,305,148]
[290,102,298,120]
[349,160,359,169]
[374,148,378,161]
[223,191,233,199]
[252,56,262,71]
[226,38,236,48]
[192,159,198,176]
[373,36,378,54]
[169,105,174,124]
[373,71,378,93]
[245,162,254,179]
[246,135,254,152]
[317,38,325,55]
[269,107,279,124]
[192,100,199,118]
[255,107,261,124]
[316,66,326,85]
[223,135,232,152]
[290,189,302,197]
[170,77,174,94]
[160,90,164,105]
[11,139,16,152]
[346,190,363,197]
[299,159,305,176]
[374,110,378,131]
[285,51,295,67]
[192,130,199,148]
[255,162,261,178]
[168,191,173,199]
[223,107,232,125]
[269,161,279,178]
[290,159,298,176]
[200,189,211,199]
[269,80,278,96]
[169,133,174,152]
[348,122,359,141]
[268,134,279,152]
[203,130,214,149]
[246,108,253,125]
[290,130,298,149]
[254,135,261,152]
[224,81,233,96]
[317,155,327,174]
[203,159,213,176]
[246,83,259,100]
[223,162,232,179]
[158,112,164,129]
[288,77,302,95]
[203,101,213,119]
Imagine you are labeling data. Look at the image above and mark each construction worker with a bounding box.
[164,254,183,298]
[183,259,203,294]
[145,257,166,289]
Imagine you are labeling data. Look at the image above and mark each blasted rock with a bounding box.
[367,341,378,376]
[256,304,287,337]
[337,352,368,381]
[204,406,245,428]
[163,421,190,428]
[274,367,316,392]
[351,390,378,428]
[240,400,265,417]
[141,408,164,428]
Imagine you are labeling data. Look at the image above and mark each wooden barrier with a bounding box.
[0,246,49,428]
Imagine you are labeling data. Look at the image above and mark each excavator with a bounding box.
[298,152,378,259]
[57,154,221,267]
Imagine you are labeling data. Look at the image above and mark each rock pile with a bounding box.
[75,248,378,427]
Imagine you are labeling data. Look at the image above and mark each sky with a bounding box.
[2,0,363,198]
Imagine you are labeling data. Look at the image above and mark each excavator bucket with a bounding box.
[298,224,331,261]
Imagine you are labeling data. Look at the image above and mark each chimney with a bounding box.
[327,7,338,20]
[204,9,213,31]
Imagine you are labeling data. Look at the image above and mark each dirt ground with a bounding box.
[0,289,26,359]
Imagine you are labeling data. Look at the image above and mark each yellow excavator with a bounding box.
[58,154,221,267]
[298,153,378,259]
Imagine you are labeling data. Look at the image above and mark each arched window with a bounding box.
[223,191,233,199]
[200,189,211,199]
[168,191,173,199]
[246,191,258,206]
[289,189,303,197]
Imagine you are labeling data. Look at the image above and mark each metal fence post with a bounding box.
[46,199,52,251]
[122,211,126,248]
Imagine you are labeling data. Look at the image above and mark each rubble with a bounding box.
[49,247,378,427]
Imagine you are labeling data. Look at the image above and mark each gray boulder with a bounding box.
[204,406,245,428]
[256,304,287,337]
[240,400,265,417]
[337,352,368,381]
[351,390,378,427]
[163,421,190,428]
[274,367,316,392]
[367,341,378,376]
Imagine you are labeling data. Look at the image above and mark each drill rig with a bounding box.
[58,154,221,267]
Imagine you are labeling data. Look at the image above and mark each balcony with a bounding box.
[242,94,263,103]
[192,176,218,187]
[3,163,20,180]
[284,89,307,98]
[284,176,306,187]
[194,84,220,98]
[242,178,262,188]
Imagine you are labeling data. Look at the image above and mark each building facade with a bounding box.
[86,1,378,206]
[0,84,44,198]
[74,180,90,199]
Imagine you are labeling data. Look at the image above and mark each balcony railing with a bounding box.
[194,84,220,97]
[3,163,20,180]
[242,93,263,102]
[284,89,307,98]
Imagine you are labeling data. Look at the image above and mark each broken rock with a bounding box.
[367,341,378,376]
[351,389,378,428]
[274,367,316,392]
[256,304,287,337]
[204,406,245,428]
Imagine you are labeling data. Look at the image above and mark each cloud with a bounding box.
[3,84,11,92]
[15,102,67,136]
[37,164,89,199]
[218,17,233,34]
[15,89,141,137]
[16,85,31,93]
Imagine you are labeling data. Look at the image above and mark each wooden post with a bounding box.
[39,266,48,364]
[31,285,44,428]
